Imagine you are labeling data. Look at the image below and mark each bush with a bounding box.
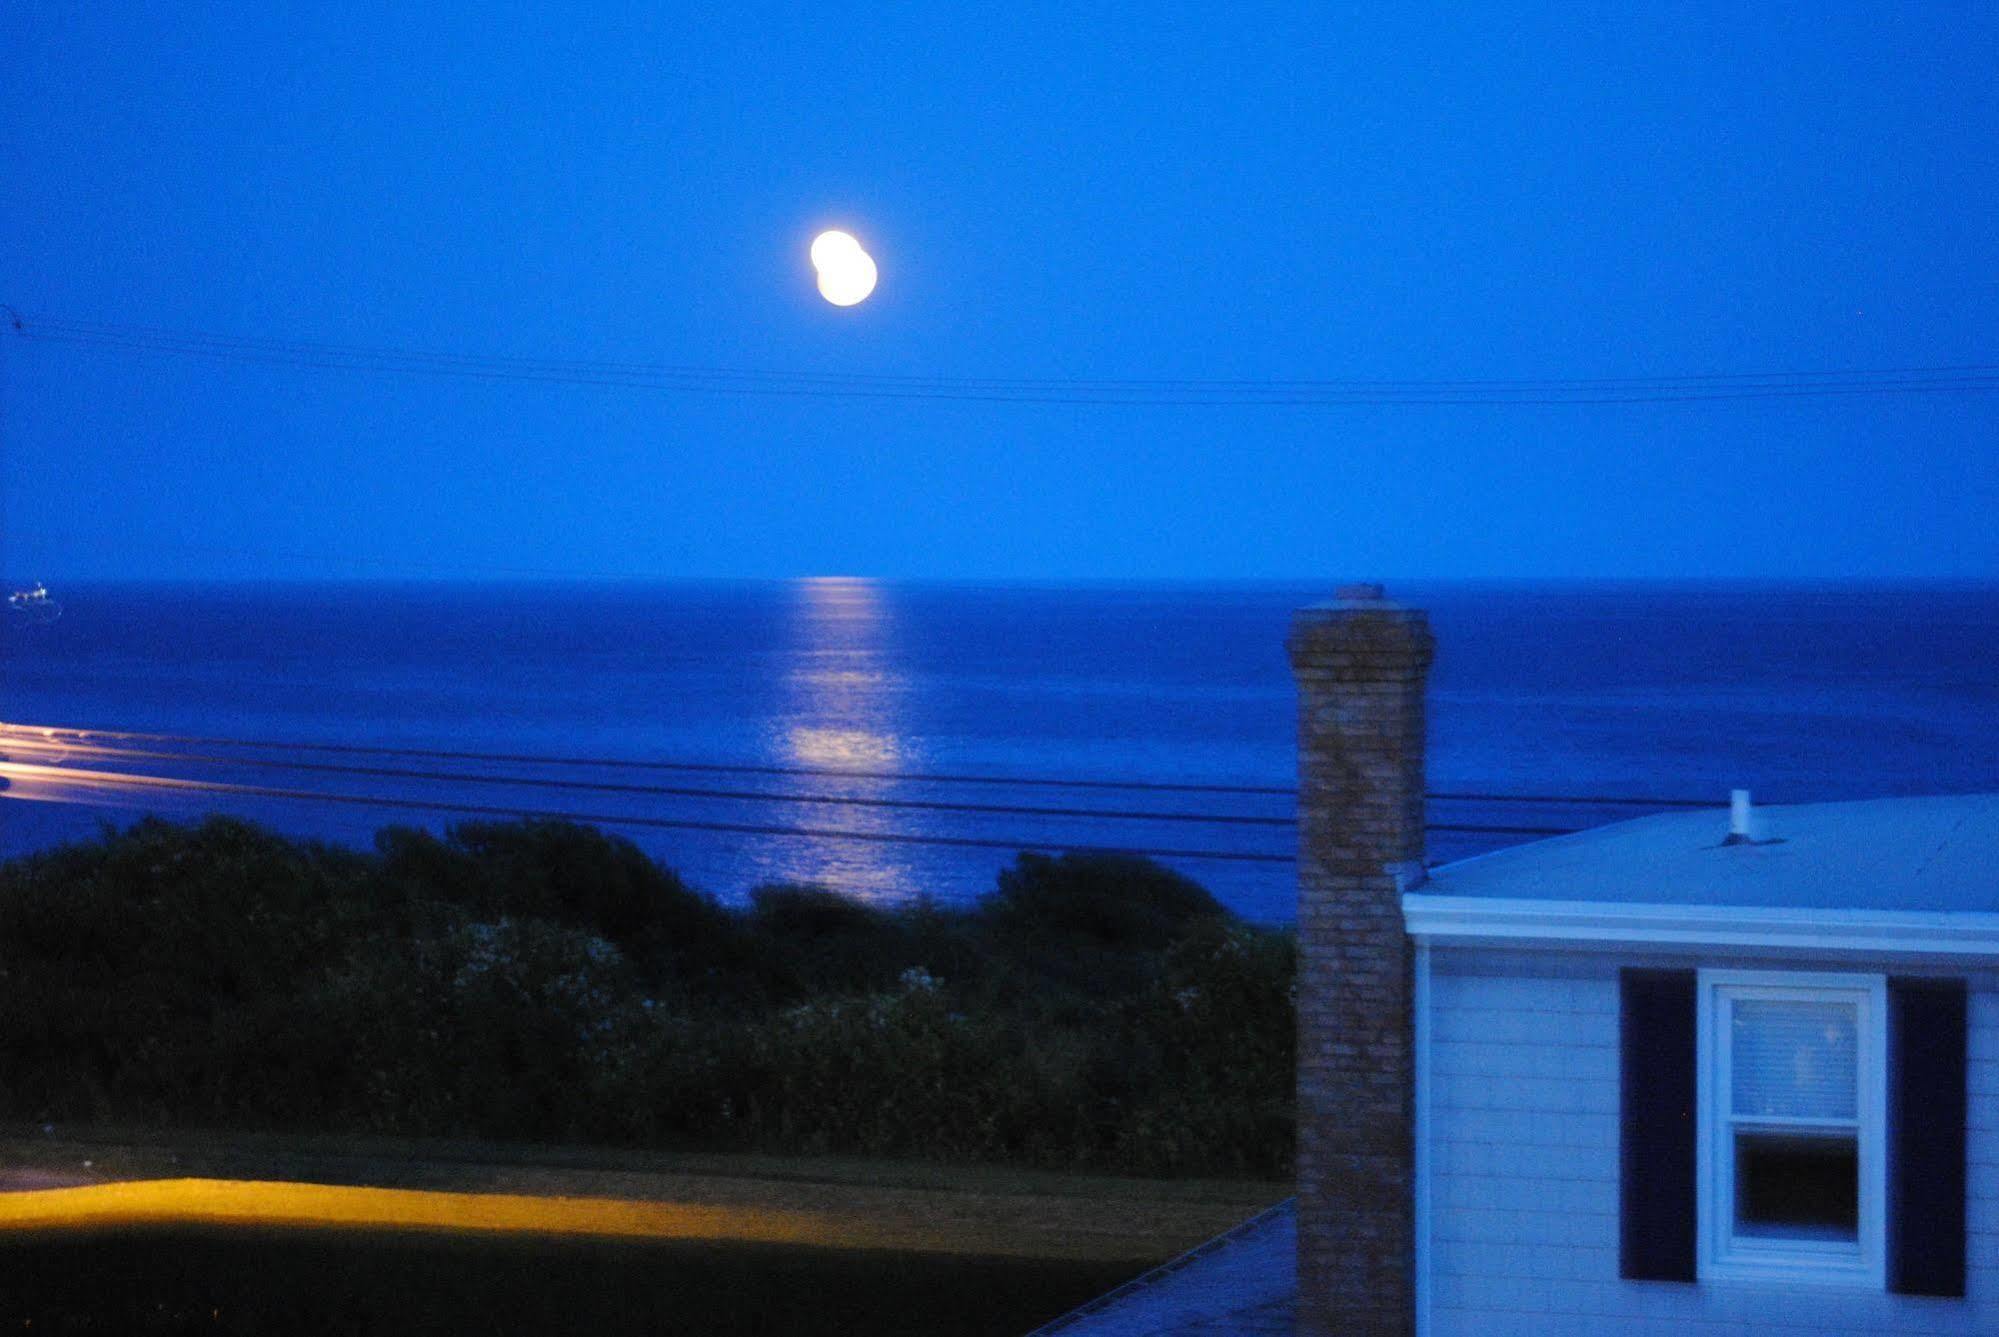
[743,884,939,1002]
[984,851,1226,950]
[1112,921,1296,1175]
[0,817,371,1124]
[974,851,1230,1007]
[375,821,743,995]
[0,817,1294,1177]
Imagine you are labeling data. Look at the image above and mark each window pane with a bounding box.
[1735,1131,1858,1242]
[1731,998,1857,1120]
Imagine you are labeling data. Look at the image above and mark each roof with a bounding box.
[1026,1199,1295,1336]
[1421,792,1999,915]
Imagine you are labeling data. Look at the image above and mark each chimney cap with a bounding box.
[1333,582,1387,603]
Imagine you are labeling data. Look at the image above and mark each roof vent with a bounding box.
[1719,788,1783,847]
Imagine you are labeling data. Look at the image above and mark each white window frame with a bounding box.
[1696,968,1887,1288]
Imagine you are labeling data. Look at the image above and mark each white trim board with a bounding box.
[1403,893,1999,961]
[1413,938,1432,1337]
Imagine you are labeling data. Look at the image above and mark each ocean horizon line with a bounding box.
[13,574,1999,591]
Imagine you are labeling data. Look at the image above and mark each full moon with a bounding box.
[810,229,878,307]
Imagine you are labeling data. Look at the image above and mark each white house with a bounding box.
[1405,790,1998,1335]
[1285,586,1997,1336]
[1040,589,1995,1337]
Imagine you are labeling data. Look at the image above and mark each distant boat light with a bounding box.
[6,583,61,622]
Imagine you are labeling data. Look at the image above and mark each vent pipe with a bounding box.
[1727,788,1754,844]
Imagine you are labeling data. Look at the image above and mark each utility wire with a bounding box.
[0,763,1307,863]
[27,738,1608,835]
[8,724,1300,795]
[0,305,13,591]
[1428,789,1714,808]
[56,741,1301,827]
[11,314,1996,407]
[5,722,1723,807]
[27,329,1995,405]
[23,313,1999,390]
[0,762,1580,848]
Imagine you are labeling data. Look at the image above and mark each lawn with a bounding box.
[0,1129,1284,1335]
[1,1228,1143,1336]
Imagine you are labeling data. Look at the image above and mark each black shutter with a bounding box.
[1620,968,1697,1282]
[1889,977,1967,1298]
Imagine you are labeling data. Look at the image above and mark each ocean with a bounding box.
[3,580,1995,923]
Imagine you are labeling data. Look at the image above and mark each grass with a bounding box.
[0,1229,1142,1336]
[0,1128,1285,1335]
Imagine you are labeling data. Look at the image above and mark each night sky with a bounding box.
[3,4,1995,582]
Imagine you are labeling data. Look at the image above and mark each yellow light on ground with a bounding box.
[0,1161,1278,1263]
[810,229,878,306]
[0,1178,849,1245]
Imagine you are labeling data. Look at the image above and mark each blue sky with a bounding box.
[2,3,1995,581]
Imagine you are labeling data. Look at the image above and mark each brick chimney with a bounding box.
[1287,584,1434,1337]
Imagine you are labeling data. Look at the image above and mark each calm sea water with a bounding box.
[3,581,1995,922]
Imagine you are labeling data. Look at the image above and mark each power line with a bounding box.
[10,313,1996,407]
[52,740,1302,827]
[6,722,1725,807]
[23,313,1999,392]
[22,312,1999,390]
[30,738,1631,835]
[0,762,1305,864]
[8,724,1300,795]
[0,306,12,591]
[0,758,1582,853]
[1427,789,1713,809]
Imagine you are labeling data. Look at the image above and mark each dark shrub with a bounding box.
[0,818,1294,1177]
[983,852,1224,950]
[976,852,1228,1005]
[748,883,883,937]
[719,973,1074,1162]
[744,884,936,1001]
[376,820,739,989]
[1110,920,1296,1175]
[0,816,371,1124]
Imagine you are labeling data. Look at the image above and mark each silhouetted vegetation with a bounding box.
[0,817,1293,1177]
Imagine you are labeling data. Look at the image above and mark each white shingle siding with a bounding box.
[1426,947,1999,1337]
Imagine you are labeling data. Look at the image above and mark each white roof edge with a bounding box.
[1403,892,1999,960]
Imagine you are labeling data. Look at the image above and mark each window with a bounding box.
[1621,968,1964,1294]
[1697,970,1886,1286]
